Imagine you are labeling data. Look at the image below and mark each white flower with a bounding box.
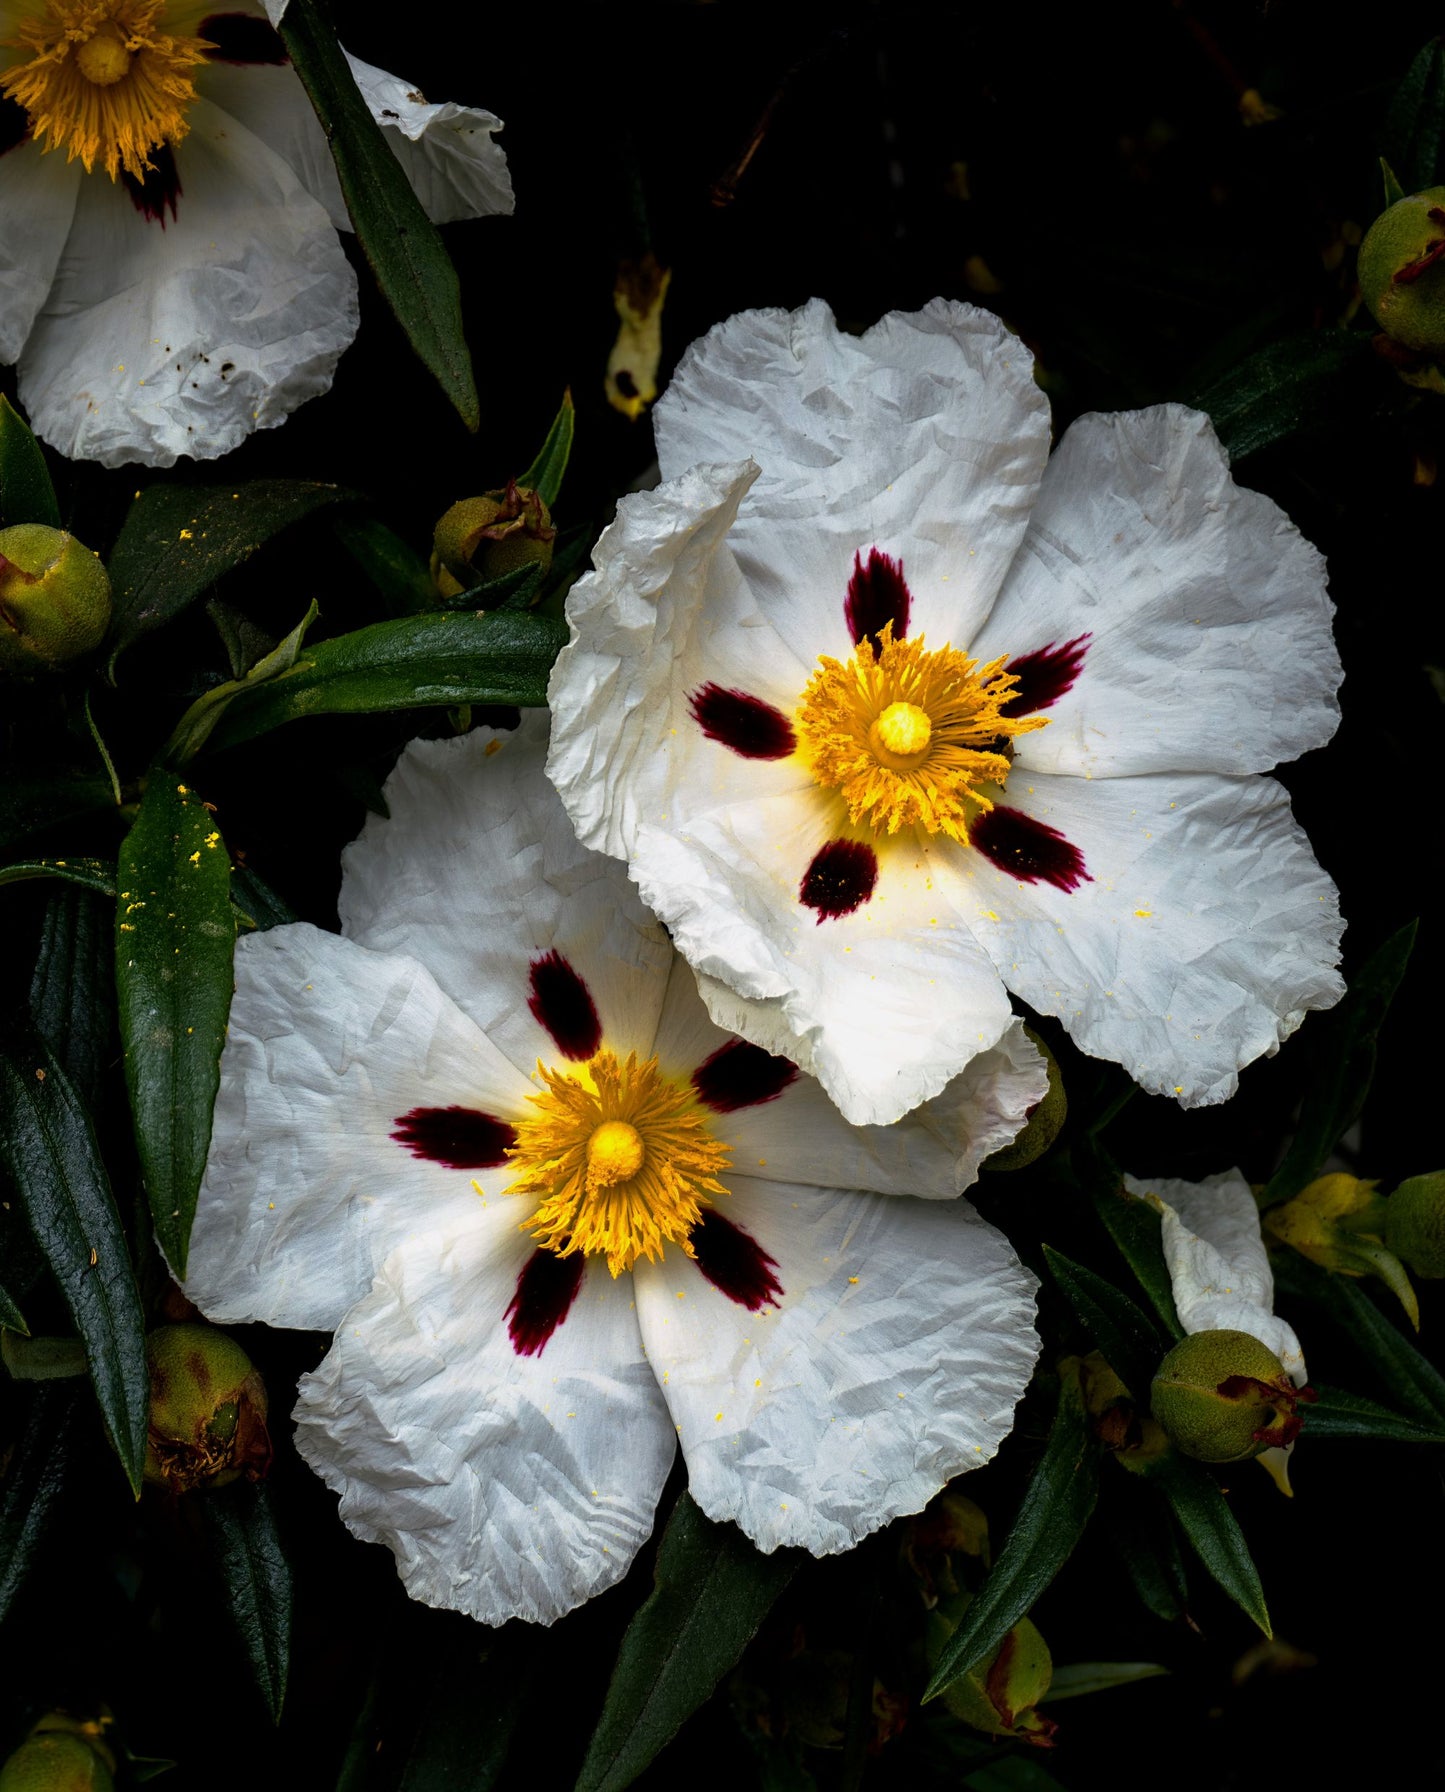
[183,714,1044,1626]
[0,0,512,466]
[545,299,1345,1128]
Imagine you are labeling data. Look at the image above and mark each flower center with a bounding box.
[504,1049,731,1277]
[1,0,212,181]
[795,625,1049,842]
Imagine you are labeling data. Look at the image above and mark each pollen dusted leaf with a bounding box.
[1147,1453,1270,1638]
[201,1481,293,1725]
[116,775,236,1276]
[0,1383,84,1624]
[576,1492,802,1792]
[1043,1245,1170,1400]
[0,393,61,529]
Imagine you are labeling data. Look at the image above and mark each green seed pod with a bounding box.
[1387,1172,1445,1278]
[144,1322,271,1493]
[1149,1330,1305,1465]
[0,1735,114,1792]
[431,479,555,597]
[1358,186,1445,354]
[982,1028,1066,1172]
[0,524,112,678]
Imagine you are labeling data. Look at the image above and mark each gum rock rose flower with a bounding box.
[0,0,512,467]
[182,716,1045,1626]
[545,299,1346,1129]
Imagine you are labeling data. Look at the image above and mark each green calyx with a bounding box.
[982,1028,1066,1172]
[1386,1172,1445,1277]
[431,479,555,598]
[1358,186,1445,355]
[0,524,112,678]
[1149,1329,1306,1465]
[0,1735,114,1792]
[144,1322,272,1493]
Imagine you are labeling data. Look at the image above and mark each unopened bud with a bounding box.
[1150,1330,1310,1464]
[1386,1172,1445,1278]
[144,1322,271,1492]
[1266,1173,1418,1329]
[431,480,555,598]
[1358,187,1445,356]
[0,525,111,677]
[0,1735,113,1792]
[982,1028,1066,1172]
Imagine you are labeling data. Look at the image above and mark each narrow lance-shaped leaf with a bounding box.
[333,514,437,616]
[1148,1453,1270,1636]
[0,1279,28,1334]
[0,857,117,899]
[1188,331,1372,463]
[163,601,319,763]
[0,393,61,528]
[30,884,119,1112]
[1081,1140,1183,1338]
[0,1030,148,1494]
[518,390,576,508]
[1043,1245,1169,1398]
[202,1481,293,1724]
[576,1492,801,1792]
[1304,1384,1445,1445]
[116,775,235,1274]
[1382,38,1445,192]
[0,1383,83,1623]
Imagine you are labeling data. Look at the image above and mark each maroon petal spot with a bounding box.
[391,1106,517,1169]
[1,96,27,157]
[692,1211,784,1311]
[972,805,1092,892]
[800,838,878,922]
[1001,634,1091,717]
[691,1040,798,1112]
[121,145,182,225]
[689,683,796,759]
[528,950,602,1060]
[507,1250,586,1357]
[199,12,288,62]
[845,548,912,651]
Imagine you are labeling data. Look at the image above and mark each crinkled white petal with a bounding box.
[1126,1169,1306,1385]
[16,98,357,467]
[630,792,1018,1127]
[186,923,532,1332]
[954,770,1343,1106]
[0,142,80,364]
[547,459,815,859]
[295,1223,675,1626]
[340,717,673,1075]
[342,53,513,225]
[197,61,350,232]
[974,406,1340,777]
[634,1177,1039,1554]
[652,299,1051,662]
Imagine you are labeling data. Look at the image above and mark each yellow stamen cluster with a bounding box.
[505,1049,731,1278]
[795,626,1048,841]
[1,1,211,182]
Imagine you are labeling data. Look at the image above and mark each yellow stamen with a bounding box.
[1,1,212,182]
[795,624,1048,841]
[506,1050,731,1278]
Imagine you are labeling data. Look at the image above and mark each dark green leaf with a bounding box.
[0,769,115,855]
[1,1331,87,1379]
[0,1279,28,1334]
[116,775,235,1275]
[1149,1454,1269,1635]
[924,1368,1101,1703]
[0,857,116,899]
[1188,331,1371,462]
[1304,1384,1445,1445]
[207,596,281,679]
[0,394,61,529]
[443,562,545,614]
[1102,1480,1188,1624]
[0,1383,82,1623]
[0,1029,147,1495]
[1081,1142,1183,1338]
[1382,38,1445,192]
[163,601,319,762]
[1381,157,1406,209]
[202,1481,293,1723]
[106,479,351,672]
[202,610,567,753]
[577,1492,801,1792]
[333,514,437,616]
[1043,1245,1168,1397]
[229,863,298,933]
[279,0,478,429]
[518,391,576,508]
[1043,1661,1169,1701]
[1265,923,1416,1206]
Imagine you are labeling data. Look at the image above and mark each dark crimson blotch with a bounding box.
[692,1040,798,1112]
[1001,634,1091,717]
[528,950,602,1060]
[691,1211,784,1311]
[689,683,796,759]
[845,547,912,653]
[391,1106,516,1169]
[507,1250,586,1357]
[199,12,289,62]
[799,838,878,922]
[0,96,27,158]
[121,145,182,225]
[972,805,1092,893]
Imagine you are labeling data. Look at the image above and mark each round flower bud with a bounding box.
[982,1028,1066,1172]
[1386,1172,1445,1277]
[1358,187,1445,354]
[431,480,555,597]
[144,1322,271,1493]
[0,525,112,678]
[1149,1329,1305,1464]
[0,1735,114,1792]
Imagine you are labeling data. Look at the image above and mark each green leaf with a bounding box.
[105,479,352,673]
[0,1029,148,1496]
[163,601,319,763]
[279,0,478,430]
[1304,1383,1445,1445]
[924,1367,1101,1704]
[201,610,567,753]
[442,561,545,614]
[31,885,117,1110]
[1043,1245,1168,1398]
[1102,1485,1189,1624]
[1149,1454,1270,1636]
[333,514,437,616]
[1187,331,1371,462]
[1381,157,1406,209]
[202,1481,293,1724]
[1382,38,1445,193]
[1043,1661,1169,1702]
[0,1384,82,1623]
[0,1332,88,1380]
[577,1492,801,1792]
[1265,922,1417,1207]
[0,394,61,529]
[229,863,297,933]
[519,390,576,508]
[0,1279,28,1334]
[1081,1142,1183,1338]
[0,857,116,899]
[0,769,115,855]
[116,775,235,1275]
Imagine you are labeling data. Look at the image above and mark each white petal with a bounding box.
[197,62,347,231]
[634,1178,1038,1554]
[17,99,357,467]
[974,406,1340,777]
[296,1224,674,1626]
[1127,1169,1306,1385]
[547,459,815,860]
[652,299,1051,660]
[0,142,80,365]
[630,791,1018,1126]
[957,770,1343,1106]
[342,53,513,225]
[185,923,533,1332]
[340,717,673,1075]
